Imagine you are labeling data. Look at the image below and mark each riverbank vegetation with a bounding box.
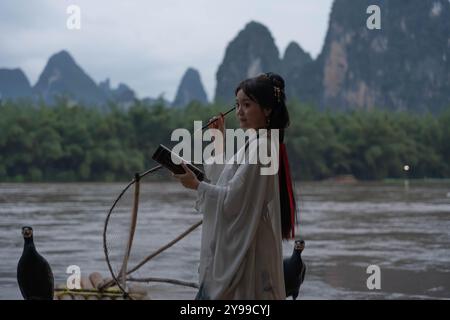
[1,99,449,182]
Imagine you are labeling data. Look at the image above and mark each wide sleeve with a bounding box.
[196,134,275,219]
[197,162,269,218]
[202,160,276,299]
[195,158,225,213]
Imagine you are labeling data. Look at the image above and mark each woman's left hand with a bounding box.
[173,162,200,190]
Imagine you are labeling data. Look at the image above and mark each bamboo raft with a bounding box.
[54,272,149,300]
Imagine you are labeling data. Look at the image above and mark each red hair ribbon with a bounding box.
[280,143,296,238]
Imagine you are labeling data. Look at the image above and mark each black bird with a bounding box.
[17,226,54,300]
[283,240,306,300]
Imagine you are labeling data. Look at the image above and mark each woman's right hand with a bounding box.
[208,113,225,156]
[208,113,225,135]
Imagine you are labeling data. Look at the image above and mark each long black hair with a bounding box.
[235,72,297,239]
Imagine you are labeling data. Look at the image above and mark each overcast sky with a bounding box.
[0,0,334,101]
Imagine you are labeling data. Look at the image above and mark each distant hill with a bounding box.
[33,50,107,105]
[99,78,136,108]
[172,68,208,108]
[216,1,450,112]
[282,42,317,105]
[214,21,282,104]
[289,0,450,112]
[0,68,32,100]
[282,42,313,73]
[2,0,449,113]
[1,50,160,108]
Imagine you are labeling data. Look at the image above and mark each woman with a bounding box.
[174,72,296,300]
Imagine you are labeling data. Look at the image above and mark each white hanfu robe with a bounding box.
[195,132,286,300]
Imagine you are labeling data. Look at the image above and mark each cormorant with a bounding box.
[283,240,306,300]
[17,226,54,300]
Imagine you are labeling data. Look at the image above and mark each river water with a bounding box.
[1,181,449,300]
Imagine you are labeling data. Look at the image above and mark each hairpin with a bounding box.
[274,86,282,103]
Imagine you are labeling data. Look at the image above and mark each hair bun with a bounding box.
[265,72,285,90]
